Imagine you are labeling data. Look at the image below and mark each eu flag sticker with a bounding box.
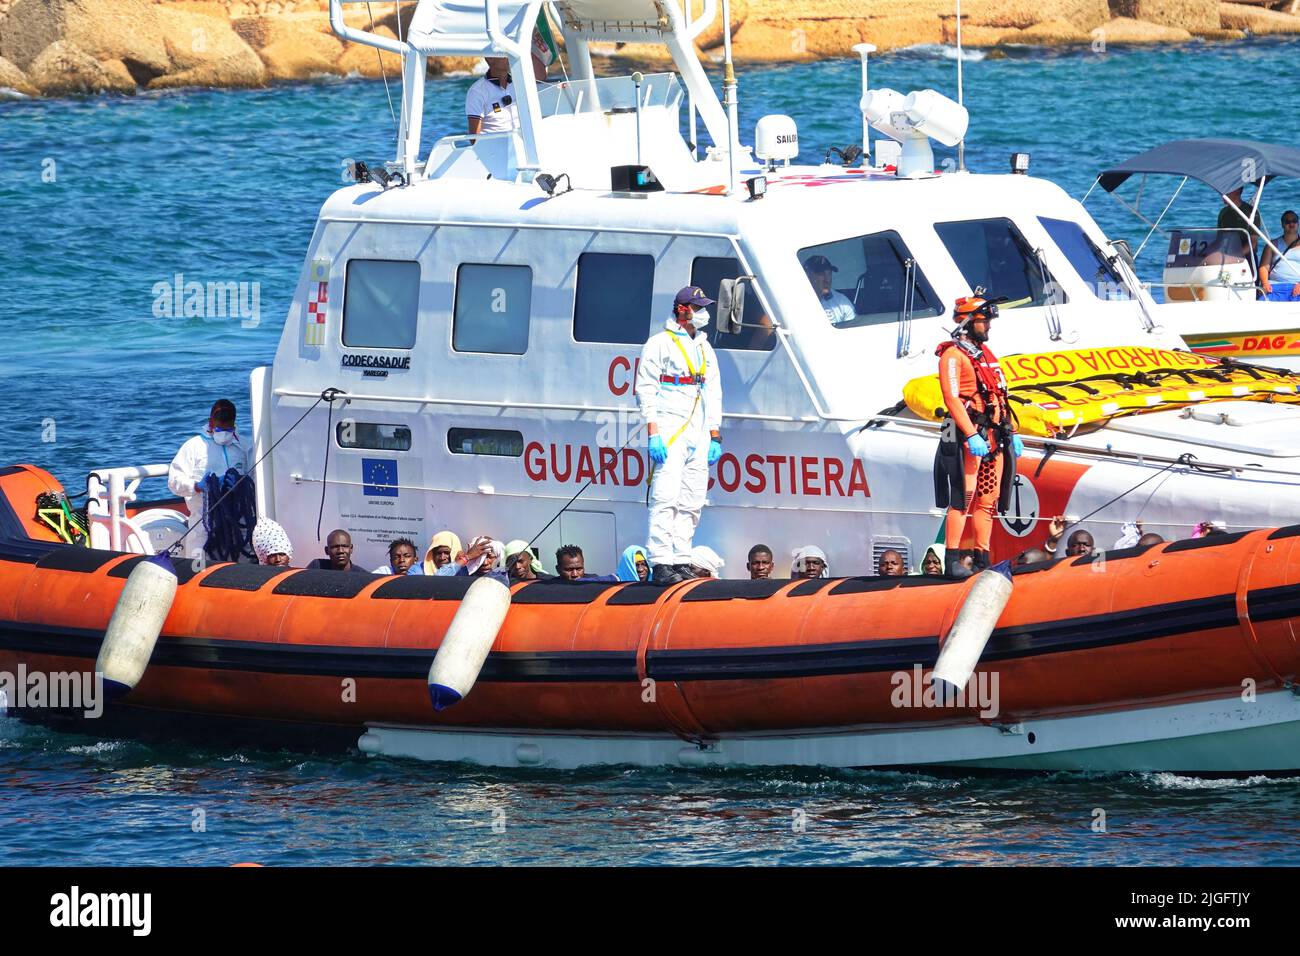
[362,458,399,497]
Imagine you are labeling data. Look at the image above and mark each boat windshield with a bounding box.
[934,217,1062,309]
[797,229,944,329]
[1038,216,1133,301]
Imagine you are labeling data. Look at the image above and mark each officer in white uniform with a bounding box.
[466,57,518,134]
[804,255,857,325]
[167,399,249,563]
[636,287,723,585]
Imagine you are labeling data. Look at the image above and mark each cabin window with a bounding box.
[453,264,533,354]
[336,421,413,451]
[690,257,777,351]
[1039,217,1132,300]
[796,232,943,329]
[934,218,1065,308]
[447,427,524,457]
[573,252,655,344]
[342,260,421,349]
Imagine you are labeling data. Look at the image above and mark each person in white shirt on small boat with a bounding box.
[637,286,723,585]
[167,398,248,563]
[1259,210,1300,300]
[803,255,857,326]
[465,29,555,135]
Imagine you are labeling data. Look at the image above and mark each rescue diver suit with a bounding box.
[934,318,1018,573]
[636,318,722,572]
[167,429,249,562]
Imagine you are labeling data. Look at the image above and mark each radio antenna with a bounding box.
[955,0,966,171]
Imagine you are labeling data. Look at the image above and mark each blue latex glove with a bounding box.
[648,434,668,465]
[965,434,990,458]
[1011,434,1025,458]
[707,439,722,465]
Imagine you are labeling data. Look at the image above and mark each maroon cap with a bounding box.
[674,286,715,308]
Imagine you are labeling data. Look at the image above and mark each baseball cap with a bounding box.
[803,255,838,273]
[674,286,715,308]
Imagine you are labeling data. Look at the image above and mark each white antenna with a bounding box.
[955,0,965,171]
[722,0,738,195]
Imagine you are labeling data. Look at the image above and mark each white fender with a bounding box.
[933,561,1013,695]
[428,575,512,710]
[95,553,178,698]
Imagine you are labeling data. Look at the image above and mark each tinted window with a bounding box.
[574,252,654,344]
[342,260,420,348]
[336,421,412,450]
[690,257,777,351]
[1039,217,1132,300]
[796,232,943,329]
[453,264,532,354]
[934,218,1064,308]
[447,428,524,457]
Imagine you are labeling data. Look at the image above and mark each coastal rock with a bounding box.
[427,55,482,75]
[940,22,1013,46]
[968,0,1110,31]
[232,15,345,79]
[27,39,137,94]
[156,7,261,69]
[1091,15,1194,42]
[0,54,37,95]
[1219,2,1300,34]
[334,25,403,77]
[148,50,266,88]
[1192,26,1246,39]
[0,0,170,83]
[1014,18,1093,43]
[691,0,751,50]
[1110,0,1218,31]
[730,13,947,60]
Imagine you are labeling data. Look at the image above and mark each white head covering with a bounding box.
[689,545,724,577]
[466,536,505,575]
[791,545,828,578]
[252,519,293,564]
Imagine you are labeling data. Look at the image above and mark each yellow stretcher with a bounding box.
[902,345,1300,438]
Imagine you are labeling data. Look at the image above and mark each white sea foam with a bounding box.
[903,43,987,62]
[66,741,124,755]
[1143,771,1280,790]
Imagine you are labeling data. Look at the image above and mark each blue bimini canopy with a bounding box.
[1098,139,1300,195]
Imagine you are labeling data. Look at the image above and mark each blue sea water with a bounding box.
[4,38,1300,866]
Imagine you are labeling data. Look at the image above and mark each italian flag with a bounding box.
[534,8,559,66]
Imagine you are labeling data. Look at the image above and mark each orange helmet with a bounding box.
[953,294,1004,326]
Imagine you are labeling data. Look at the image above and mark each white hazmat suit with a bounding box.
[167,431,248,561]
[636,318,722,568]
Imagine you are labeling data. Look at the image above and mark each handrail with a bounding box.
[272,388,821,423]
[328,0,408,55]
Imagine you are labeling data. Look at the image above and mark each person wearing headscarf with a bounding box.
[615,545,651,582]
[689,545,724,578]
[251,518,293,567]
[915,544,945,577]
[504,539,547,581]
[424,530,463,575]
[791,545,828,579]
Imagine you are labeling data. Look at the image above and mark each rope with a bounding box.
[1065,452,1193,533]
[526,423,646,552]
[200,468,258,563]
[368,1,398,135]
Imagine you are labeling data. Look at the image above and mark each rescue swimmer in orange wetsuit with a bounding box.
[933,293,1025,578]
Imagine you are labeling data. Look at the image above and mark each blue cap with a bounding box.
[674,286,714,308]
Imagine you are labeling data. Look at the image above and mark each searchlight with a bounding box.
[861,88,969,178]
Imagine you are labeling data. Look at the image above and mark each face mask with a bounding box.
[690,308,710,330]
[212,429,235,446]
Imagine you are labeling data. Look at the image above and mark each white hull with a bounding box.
[358,689,1300,773]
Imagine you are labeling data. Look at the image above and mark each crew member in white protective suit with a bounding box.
[636,286,723,585]
[167,399,249,563]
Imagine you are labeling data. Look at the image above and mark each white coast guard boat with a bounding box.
[7,0,1300,772]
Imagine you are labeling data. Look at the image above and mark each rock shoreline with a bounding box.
[1,0,1298,98]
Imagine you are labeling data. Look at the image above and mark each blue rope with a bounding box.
[200,468,257,563]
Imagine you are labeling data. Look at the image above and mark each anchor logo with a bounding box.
[999,473,1040,538]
